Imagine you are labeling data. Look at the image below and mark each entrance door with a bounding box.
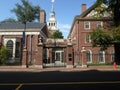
[55,51,64,64]
[55,52,61,61]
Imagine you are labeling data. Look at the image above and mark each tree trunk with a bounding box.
[114,43,120,65]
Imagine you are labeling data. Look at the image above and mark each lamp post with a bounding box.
[22,21,29,68]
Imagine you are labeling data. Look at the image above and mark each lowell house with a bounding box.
[68,3,114,67]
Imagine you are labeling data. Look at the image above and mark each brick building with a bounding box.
[0,10,48,68]
[68,3,114,67]
[0,9,74,68]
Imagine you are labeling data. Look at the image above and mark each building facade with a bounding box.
[0,8,74,68]
[68,3,114,67]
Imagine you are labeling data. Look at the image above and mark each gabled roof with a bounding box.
[79,3,96,18]
[0,22,46,30]
[74,3,112,20]
[68,2,113,38]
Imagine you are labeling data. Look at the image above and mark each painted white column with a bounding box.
[12,39,16,60]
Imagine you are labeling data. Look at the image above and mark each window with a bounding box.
[98,51,105,63]
[49,23,50,26]
[85,34,91,43]
[6,40,13,57]
[111,50,115,62]
[86,50,92,63]
[97,21,103,29]
[84,22,90,29]
[15,41,21,58]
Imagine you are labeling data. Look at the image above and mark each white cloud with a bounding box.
[51,0,55,3]
[57,23,71,38]
[58,23,71,30]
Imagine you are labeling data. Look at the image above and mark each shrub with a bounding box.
[0,46,10,64]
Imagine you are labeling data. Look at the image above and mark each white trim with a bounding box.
[0,32,40,35]
[97,21,103,29]
[86,50,92,63]
[4,38,16,59]
[84,21,90,30]
[98,51,105,63]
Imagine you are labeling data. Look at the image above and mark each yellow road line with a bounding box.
[15,84,23,90]
[0,81,120,86]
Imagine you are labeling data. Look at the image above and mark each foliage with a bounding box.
[109,26,120,43]
[91,0,120,50]
[11,0,40,23]
[0,46,10,64]
[90,29,113,50]
[96,0,120,27]
[1,18,17,23]
[108,0,120,27]
[50,30,64,39]
[90,0,120,64]
[93,0,109,18]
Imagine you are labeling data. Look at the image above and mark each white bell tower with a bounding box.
[47,0,58,30]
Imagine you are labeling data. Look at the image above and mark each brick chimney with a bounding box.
[82,4,86,13]
[40,10,46,23]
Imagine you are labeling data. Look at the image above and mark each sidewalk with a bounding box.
[0,65,120,72]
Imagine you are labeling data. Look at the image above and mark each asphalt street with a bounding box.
[0,70,120,90]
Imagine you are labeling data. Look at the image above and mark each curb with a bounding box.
[0,65,120,72]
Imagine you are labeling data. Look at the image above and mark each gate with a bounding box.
[43,48,66,68]
[43,39,68,68]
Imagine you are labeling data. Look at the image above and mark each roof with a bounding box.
[0,22,46,30]
[68,2,113,38]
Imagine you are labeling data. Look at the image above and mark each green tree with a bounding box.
[90,29,112,50]
[50,30,64,39]
[90,0,120,64]
[1,18,17,23]
[0,46,10,65]
[11,0,40,46]
[11,0,40,23]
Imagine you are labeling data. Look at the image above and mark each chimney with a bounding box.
[82,4,86,13]
[40,10,46,23]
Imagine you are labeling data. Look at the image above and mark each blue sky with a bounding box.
[0,0,96,38]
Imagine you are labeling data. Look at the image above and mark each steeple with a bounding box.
[47,0,57,30]
[51,0,54,13]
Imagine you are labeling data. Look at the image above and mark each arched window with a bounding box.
[86,50,92,63]
[6,40,13,57]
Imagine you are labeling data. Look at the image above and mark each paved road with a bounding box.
[0,70,120,90]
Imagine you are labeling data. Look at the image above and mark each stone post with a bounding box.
[66,38,73,68]
[81,47,87,67]
[22,47,28,68]
[34,36,43,68]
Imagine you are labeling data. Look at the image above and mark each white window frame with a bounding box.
[84,21,90,30]
[97,21,103,29]
[98,51,105,63]
[85,34,91,43]
[111,50,115,62]
[86,50,92,63]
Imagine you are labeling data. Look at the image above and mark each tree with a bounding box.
[90,0,120,64]
[50,30,64,39]
[90,29,112,50]
[11,0,40,67]
[1,18,17,23]
[11,0,40,23]
[0,46,10,65]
